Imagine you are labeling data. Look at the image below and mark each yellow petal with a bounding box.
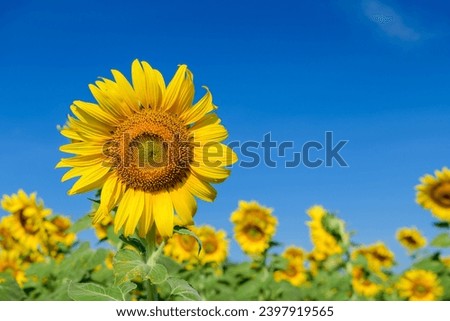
[69,165,110,195]
[131,59,149,108]
[114,188,134,234]
[93,175,123,223]
[181,86,216,125]
[169,184,197,225]
[142,61,165,109]
[138,192,154,238]
[184,173,217,202]
[190,165,230,183]
[163,65,194,115]
[191,123,228,143]
[123,189,145,236]
[153,191,174,237]
[60,142,104,156]
[111,69,140,112]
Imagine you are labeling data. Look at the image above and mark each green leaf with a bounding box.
[433,222,450,229]
[147,264,168,285]
[166,278,202,301]
[69,215,92,233]
[173,226,202,254]
[113,249,149,285]
[118,282,137,295]
[322,212,350,248]
[158,255,182,274]
[431,233,450,247]
[68,282,124,301]
[0,273,26,300]
[119,235,146,254]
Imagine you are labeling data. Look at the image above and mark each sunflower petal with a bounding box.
[170,184,197,225]
[185,173,217,202]
[153,191,174,237]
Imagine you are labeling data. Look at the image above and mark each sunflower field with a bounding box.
[0,61,449,302]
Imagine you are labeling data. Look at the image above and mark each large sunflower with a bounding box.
[57,60,237,238]
[230,201,277,256]
[416,167,450,222]
[396,227,426,251]
[396,269,443,301]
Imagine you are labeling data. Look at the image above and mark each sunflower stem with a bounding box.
[145,225,158,301]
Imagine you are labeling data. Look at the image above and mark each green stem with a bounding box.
[145,225,158,301]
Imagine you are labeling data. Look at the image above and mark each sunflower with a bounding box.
[0,250,27,287]
[93,214,114,241]
[163,227,199,266]
[441,255,450,268]
[352,242,395,274]
[274,246,307,286]
[57,60,237,238]
[306,205,343,261]
[196,225,228,265]
[230,201,277,256]
[396,227,426,251]
[351,267,381,298]
[397,269,443,301]
[416,167,450,222]
[1,190,51,251]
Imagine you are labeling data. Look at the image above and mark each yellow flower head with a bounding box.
[230,201,277,256]
[196,225,228,265]
[57,60,237,238]
[416,167,450,222]
[164,227,199,266]
[352,242,395,273]
[306,205,343,261]
[397,269,443,301]
[396,227,427,251]
[274,246,307,286]
[351,266,382,298]
[93,214,114,241]
[1,190,51,251]
[0,250,27,287]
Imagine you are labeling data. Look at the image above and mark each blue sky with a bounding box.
[1,0,449,267]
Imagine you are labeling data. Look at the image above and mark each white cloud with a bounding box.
[362,0,420,41]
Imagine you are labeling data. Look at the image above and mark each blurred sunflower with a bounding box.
[196,225,228,265]
[416,167,450,222]
[306,205,343,261]
[0,250,27,286]
[164,227,199,266]
[1,190,51,251]
[274,246,307,286]
[351,267,381,298]
[57,60,237,238]
[441,256,450,268]
[44,216,76,260]
[352,242,395,274]
[230,201,277,256]
[93,214,114,241]
[397,269,443,301]
[396,227,426,251]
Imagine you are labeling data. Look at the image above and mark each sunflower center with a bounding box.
[431,182,450,208]
[285,264,298,277]
[179,235,196,252]
[107,110,192,192]
[403,235,418,246]
[18,212,39,235]
[204,239,218,254]
[413,284,428,296]
[244,224,265,241]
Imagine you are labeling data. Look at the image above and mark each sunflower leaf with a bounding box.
[166,277,202,301]
[173,226,203,255]
[68,281,124,301]
[119,235,146,255]
[0,273,26,301]
[147,263,169,284]
[113,249,149,285]
[68,214,92,233]
[431,233,450,248]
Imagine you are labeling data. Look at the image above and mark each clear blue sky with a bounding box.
[1,0,449,267]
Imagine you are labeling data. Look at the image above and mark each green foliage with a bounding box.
[431,233,450,247]
[0,273,26,301]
